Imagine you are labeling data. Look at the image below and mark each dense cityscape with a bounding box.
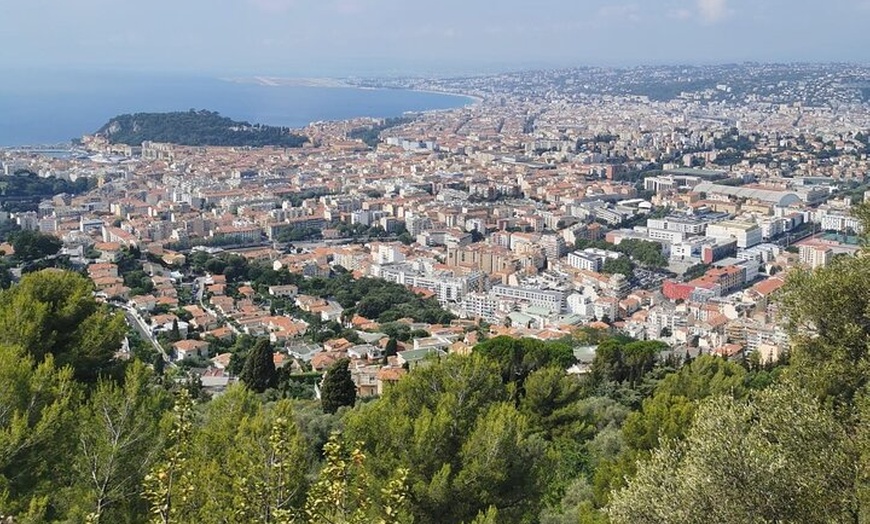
[1,61,870,522]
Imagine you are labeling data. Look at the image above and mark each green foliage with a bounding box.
[682,263,710,281]
[142,389,197,524]
[620,356,748,453]
[321,358,357,414]
[200,389,309,522]
[612,239,667,268]
[601,256,634,276]
[239,338,277,393]
[98,110,307,148]
[574,239,667,269]
[779,254,870,408]
[288,272,454,325]
[385,338,398,357]
[9,229,62,262]
[276,226,322,243]
[0,345,77,517]
[305,432,412,524]
[608,384,853,524]
[347,117,413,148]
[473,336,576,396]
[520,367,589,442]
[0,173,94,213]
[0,269,126,382]
[591,339,667,387]
[68,361,170,522]
[343,354,549,524]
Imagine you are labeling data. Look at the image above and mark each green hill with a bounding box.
[96,109,307,147]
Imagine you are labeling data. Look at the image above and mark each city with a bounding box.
[1,61,869,522]
[2,64,867,387]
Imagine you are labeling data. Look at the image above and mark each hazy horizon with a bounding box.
[4,0,869,77]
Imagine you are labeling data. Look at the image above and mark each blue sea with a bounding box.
[0,71,473,147]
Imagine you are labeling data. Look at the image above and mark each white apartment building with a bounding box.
[705,220,762,248]
[737,243,781,263]
[647,216,708,235]
[566,292,594,317]
[373,244,405,265]
[799,244,832,269]
[374,264,484,304]
[644,227,685,244]
[491,285,565,313]
[461,292,499,323]
[819,212,862,233]
[567,252,602,272]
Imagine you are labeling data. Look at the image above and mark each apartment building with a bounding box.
[706,220,762,248]
[491,285,565,313]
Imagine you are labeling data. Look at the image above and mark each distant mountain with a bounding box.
[95,110,307,148]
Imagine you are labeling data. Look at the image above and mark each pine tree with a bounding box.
[321,358,356,414]
[239,339,276,393]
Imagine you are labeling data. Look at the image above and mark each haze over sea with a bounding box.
[0,71,472,147]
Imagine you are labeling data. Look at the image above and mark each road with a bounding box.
[194,277,241,336]
[116,302,171,363]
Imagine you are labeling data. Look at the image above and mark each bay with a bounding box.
[0,71,472,147]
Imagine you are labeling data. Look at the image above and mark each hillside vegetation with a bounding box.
[96,110,307,147]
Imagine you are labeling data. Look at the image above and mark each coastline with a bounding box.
[222,75,484,106]
[396,87,484,106]
[0,76,481,146]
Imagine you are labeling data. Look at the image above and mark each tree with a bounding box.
[385,338,399,357]
[0,270,126,382]
[608,384,853,523]
[0,345,77,518]
[601,256,633,276]
[239,339,277,393]
[306,432,412,524]
[321,358,356,414]
[70,362,170,522]
[142,390,197,524]
[168,319,181,343]
[190,389,309,523]
[620,355,749,453]
[342,355,548,524]
[10,230,62,262]
[779,253,870,409]
[473,336,576,389]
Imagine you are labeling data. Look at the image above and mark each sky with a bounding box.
[1,0,869,76]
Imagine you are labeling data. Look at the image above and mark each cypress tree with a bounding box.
[169,319,181,342]
[321,358,356,414]
[385,337,398,357]
[239,339,276,393]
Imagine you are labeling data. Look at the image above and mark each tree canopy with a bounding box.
[97,110,308,148]
[0,269,126,382]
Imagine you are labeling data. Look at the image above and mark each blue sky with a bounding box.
[2,0,868,76]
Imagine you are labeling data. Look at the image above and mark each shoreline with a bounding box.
[223,75,484,105]
[0,78,482,147]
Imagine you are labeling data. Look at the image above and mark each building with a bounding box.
[799,244,833,269]
[173,339,210,361]
[567,248,621,272]
[647,216,709,235]
[706,221,762,249]
[491,285,565,313]
[461,292,499,323]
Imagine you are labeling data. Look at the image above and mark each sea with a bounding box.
[0,71,474,147]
